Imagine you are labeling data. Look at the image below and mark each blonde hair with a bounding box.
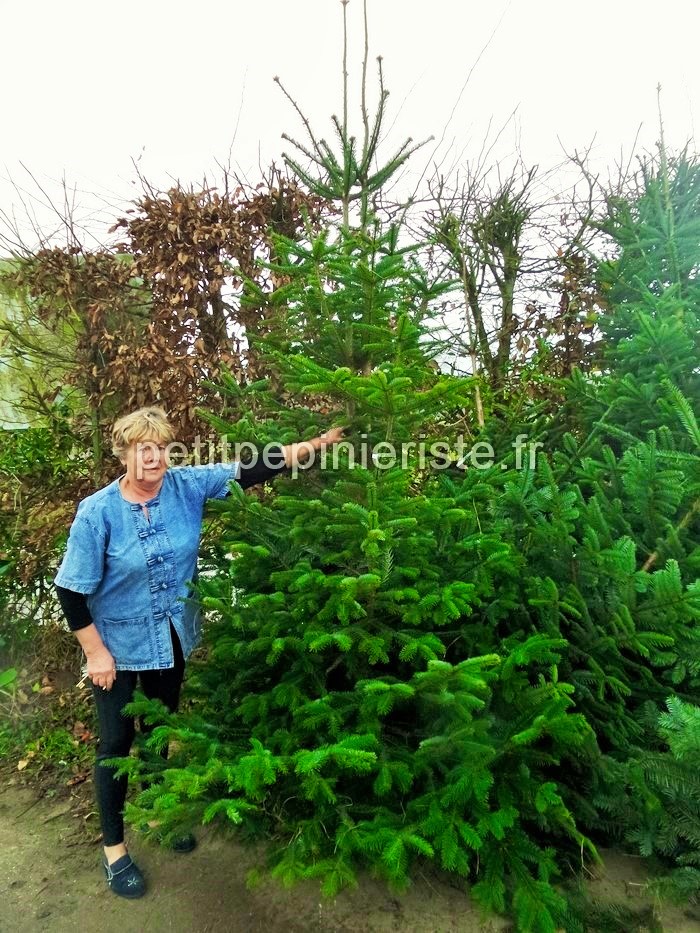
[111,407,175,459]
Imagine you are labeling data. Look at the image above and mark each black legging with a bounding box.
[91,623,185,846]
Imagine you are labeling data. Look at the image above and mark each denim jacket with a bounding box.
[54,463,239,670]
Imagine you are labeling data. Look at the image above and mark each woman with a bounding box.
[55,406,344,898]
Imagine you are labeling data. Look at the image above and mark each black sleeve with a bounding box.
[56,585,94,632]
[235,444,292,490]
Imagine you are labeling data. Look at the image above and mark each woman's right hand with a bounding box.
[86,646,117,691]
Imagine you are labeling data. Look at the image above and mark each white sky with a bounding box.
[1,0,699,241]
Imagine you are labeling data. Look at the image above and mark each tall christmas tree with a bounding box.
[119,50,603,933]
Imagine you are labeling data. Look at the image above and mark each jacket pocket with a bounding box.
[100,615,155,668]
[169,602,200,651]
[189,605,202,643]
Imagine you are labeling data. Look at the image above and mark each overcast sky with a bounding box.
[1,0,699,242]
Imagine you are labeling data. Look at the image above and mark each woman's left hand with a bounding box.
[318,426,348,446]
[281,426,349,468]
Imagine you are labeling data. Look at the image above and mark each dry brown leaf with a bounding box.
[66,773,89,786]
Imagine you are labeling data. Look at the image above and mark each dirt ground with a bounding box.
[0,779,508,933]
[1,781,700,933]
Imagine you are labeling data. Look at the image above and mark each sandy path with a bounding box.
[0,782,507,933]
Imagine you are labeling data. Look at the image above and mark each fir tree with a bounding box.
[117,39,602,933]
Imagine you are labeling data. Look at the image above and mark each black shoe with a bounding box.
[168,833,197,854]
[138,819,197,853]
[102,853,146,898]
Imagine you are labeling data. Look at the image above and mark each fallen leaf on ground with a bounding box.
[66,772,89,786]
